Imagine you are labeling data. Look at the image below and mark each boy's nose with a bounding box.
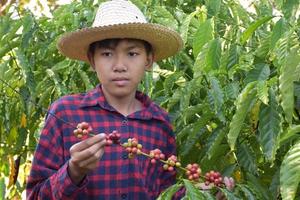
[112,55,127,72]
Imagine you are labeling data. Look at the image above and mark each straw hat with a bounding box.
[57,0,183,62]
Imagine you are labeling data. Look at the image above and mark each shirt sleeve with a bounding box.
[26,103,88,200]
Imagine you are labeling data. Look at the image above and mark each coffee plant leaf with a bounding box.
[240,16,273,45]
[157,183,182,200]
[256,81,269,105]
[244,63,270,85]
[236,143,258,175]
[15,49,36,93]
[151,6,178,30]
[246,172,270,200]
[218,188,239,200]
[258,88,281,162]
[270,18,287,50]
[205,38,222,71]
[180,10,198,45]
[279,50,300,124]
[202,127,226,160]
[236,184,256,200]
[183,179,206,200]
[192,18,214,58]
[279,125,300,145]
[207,76,224,113]
[280,140,300,200]
[226,44,240,70]
[228,82,257,150]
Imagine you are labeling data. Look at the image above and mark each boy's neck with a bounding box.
[101,87,142,116]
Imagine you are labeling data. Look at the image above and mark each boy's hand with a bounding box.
[68,133,106,185]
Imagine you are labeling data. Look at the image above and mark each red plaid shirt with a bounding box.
[26,85,177,200]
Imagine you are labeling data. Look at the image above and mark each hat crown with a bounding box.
[92,0,147,27]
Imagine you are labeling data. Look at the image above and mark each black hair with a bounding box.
[88,38,153,57]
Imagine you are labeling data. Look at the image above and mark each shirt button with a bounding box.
[122,119,128,125]
[121,193,127,199]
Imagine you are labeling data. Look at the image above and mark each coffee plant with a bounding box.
[0,0,300,199]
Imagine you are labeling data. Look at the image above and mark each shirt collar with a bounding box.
[78,85,168,122]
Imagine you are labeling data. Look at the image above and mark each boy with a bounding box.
[26,0,183,199]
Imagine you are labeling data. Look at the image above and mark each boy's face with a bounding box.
[89,39,153,99]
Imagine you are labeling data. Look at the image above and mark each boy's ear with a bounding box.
[145,53,154,71]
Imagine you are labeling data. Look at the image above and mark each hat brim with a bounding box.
[57,23,183,62]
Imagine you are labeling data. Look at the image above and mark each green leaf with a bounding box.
[46,69,67,96]
[281,0,299,19]
[246,173,270,200]
[0,177,5,200]
[183,179,205,200]
[152,6,178,30]
[224,82,240,100]
[180,11,198,45]
[280,125,300,145]
[21,14,35,49]
[206,38,222,71]
[16,128,27,151]
[227,44,240,69]
[163,71,184,96]
[203,128,226,160]
[280,140,300,200]
[157,184,182,200]
[77,68,94,90]
[236,143,258,175]
[219,188,240,200]
[258,88,281,162]
[244,63,270,84]
[240,16,273,45]
[228,82,257,150]
[279,50,300,124]
[208,76,224,113]
[256,81,269,105]
[270,18,287,50]
[192,19,214,57]
[193,43,209,78]
[237,184,256,200]
[206,0,221,16]
[15,49,36,93]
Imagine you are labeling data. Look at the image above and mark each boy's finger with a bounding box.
[71,133,106,152]
[78,148,105,168]
[71,139,106,162]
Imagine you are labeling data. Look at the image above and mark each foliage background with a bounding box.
[0,0,299,199]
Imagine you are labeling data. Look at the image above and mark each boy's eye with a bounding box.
[101,52,112,56]
[128,52,139,56]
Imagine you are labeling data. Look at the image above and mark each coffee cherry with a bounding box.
[106,130,121,145]
[185,163,201,181]
[74,122,93,139]
[122,138,142,158]
[163,155,181,172]
[205,170,223,187]
[149,149,165,164]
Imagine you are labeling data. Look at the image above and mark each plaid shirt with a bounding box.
[26,85,177,200]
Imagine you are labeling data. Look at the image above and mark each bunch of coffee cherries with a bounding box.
[73,122,234,190]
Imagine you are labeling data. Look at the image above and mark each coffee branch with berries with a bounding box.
[73,122,235,193]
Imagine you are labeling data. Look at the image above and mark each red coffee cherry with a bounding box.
[205,170,223,187]
[74,122,93,139]
[149,149,165,164]
[185,163,201,181]
[106,130,121,146]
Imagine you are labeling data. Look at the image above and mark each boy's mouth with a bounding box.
[112,77,129,86]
